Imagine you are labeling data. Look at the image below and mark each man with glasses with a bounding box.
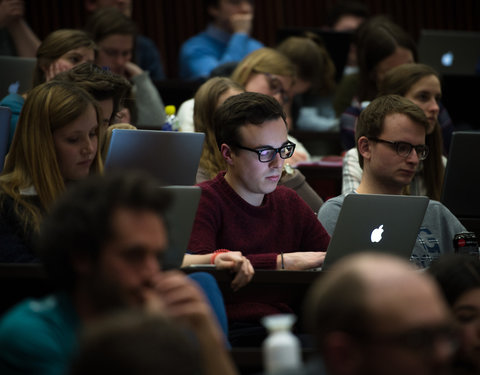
[318,94,465,268]
[187,92,330,344]
[302,252,457,375]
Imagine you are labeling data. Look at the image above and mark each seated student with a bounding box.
[0,0,40,57]
[53,62,133,157]
[429,254,480,375]
[179,0,263,81]
[0,173,238,375]
[276,34,338,132]
[0,81,103,262]
[318,95,465,268]
[85,7,166,127]
[84,0,166,80]
[193,76,323,213]
[178,47,312,165]
[342,63,447,201]
[188,92,330,335]
[0,28,96,147]
[335,16,454,152]
[301,252,457,375]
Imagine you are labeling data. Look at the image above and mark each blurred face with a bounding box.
[356,276,455,375]
[245,72,293,106]
[209,0,254,32]
[362,113,426,194]
[53,104,98,182]
[57,46,95,66]
[452,288,480,370]
[376,47,415,83]
[89,208,168,309]
[404,75,441,134]
[223,118,289,206]
[96,34,133,76]
[332,14,365,32]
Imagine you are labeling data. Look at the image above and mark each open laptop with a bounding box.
[418,29,480,75]
[441,131,480,218]
[104,129,205,186]
[160,185,201,269]
[0,56,36,98]
[276,28,352,82]
[322,194,429,270]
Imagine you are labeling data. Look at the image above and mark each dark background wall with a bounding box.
[25,0,480,78]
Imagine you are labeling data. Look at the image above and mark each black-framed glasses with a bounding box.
[235,142,296,162]
[369,138,429,160]
[261,72,290,104]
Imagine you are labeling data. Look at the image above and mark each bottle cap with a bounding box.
[165,105,176,116]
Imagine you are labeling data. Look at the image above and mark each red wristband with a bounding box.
[210,249,230,264]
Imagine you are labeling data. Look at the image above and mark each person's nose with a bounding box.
[81,138,95,156]
[269,151,284,169]
[406,148,420,165]
[428,98,439,116]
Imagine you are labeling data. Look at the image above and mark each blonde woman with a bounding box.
[0,81,103,262]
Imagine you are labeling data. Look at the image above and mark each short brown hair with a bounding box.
[214,91,286,150]
[356,95,429,168]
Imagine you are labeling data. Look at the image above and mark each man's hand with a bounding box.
[0,0,24,28]
[230,13,253,34]
[44,59,74,82]
[214,251,254,291]
[279,251,326,270]
[124,61,143,79]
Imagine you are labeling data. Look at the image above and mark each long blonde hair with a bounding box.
[194,77,244,180]
[231,47,296,86]
[0,81,103,232]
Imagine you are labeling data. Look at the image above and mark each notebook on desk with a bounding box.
[160,185,201,269]
[441,131,480,218]
[418,29,480,75]
[0,56,36,98]
[104,129,205,186]
[322,194,429,270]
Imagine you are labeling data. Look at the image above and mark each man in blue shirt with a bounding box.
[179,0,263,80]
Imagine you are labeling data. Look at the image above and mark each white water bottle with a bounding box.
[262,314,301,374]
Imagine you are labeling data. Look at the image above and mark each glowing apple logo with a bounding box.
[441,52,454,67]
[370,225,384,243]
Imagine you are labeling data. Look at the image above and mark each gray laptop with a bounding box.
[104,129,205,186]
[418,29,480,75]
[0,56,36,98]
[322,194,429,270]
[160,185,202,269]
[441,131,480,218]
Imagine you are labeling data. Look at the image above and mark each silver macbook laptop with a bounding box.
[322,194,429,270]
[441,131,480,218]
[0,56,36,98]
[104,129,205,186]
[160,185,202,269]
[418,29,480,75]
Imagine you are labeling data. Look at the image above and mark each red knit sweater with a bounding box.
[187,172,330,322]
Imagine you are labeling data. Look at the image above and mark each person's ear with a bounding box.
[323,332,364,375]
[221,144,234,165]
[357,136,371,161]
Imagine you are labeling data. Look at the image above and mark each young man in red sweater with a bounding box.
[187,92,330,343]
